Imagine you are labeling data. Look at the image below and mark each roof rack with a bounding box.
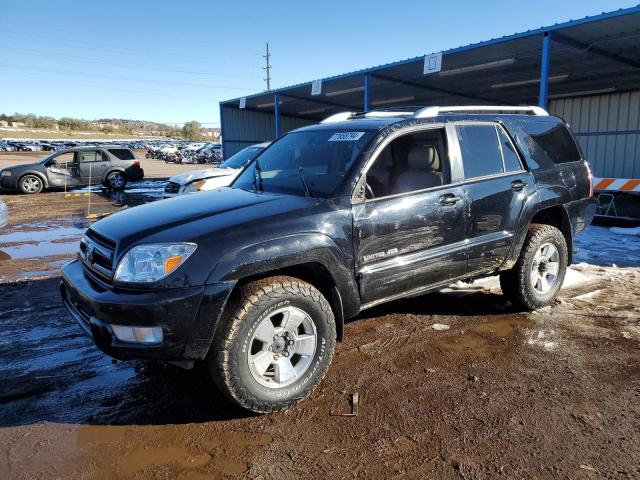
[320,105,548,124]
[320,110,414,123]
[414,105,549,118]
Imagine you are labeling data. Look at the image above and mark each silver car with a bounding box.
[163,142,269,198]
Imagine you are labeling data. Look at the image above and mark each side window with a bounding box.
[79,151,101,163]
[365,128,448,198]
[108,148,135,160]
[456,125,503,179]
[520,121,581,164]
[51,152,75,166]
[496,126,523,172]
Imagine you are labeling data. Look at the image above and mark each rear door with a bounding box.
[453,122,533,273]
[353,125,468,306]
[78,150,108,184]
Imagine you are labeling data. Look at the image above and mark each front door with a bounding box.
[45,151,81,188]
[353,126,468,306]
[453,122,532,273]
[78,150,108,184]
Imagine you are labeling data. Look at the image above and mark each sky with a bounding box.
[0,0,637,126]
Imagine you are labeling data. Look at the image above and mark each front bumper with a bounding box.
[0,175,18,190]
[61,259,234,361]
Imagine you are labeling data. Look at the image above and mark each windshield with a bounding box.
[233,129,375,197]
[220,146,264,169]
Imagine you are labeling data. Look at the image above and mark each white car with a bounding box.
[163,142,269,198]
[0,200,7,229]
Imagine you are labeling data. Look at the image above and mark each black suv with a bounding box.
[61,106,595,413]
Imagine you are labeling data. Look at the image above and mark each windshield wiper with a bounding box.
[253,157,264,193]
[294,163,312,198]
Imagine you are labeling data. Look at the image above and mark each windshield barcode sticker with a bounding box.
[328,132,365,142]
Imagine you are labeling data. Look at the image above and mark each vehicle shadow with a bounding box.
[0,277,252,427]
[0,276,512,428]
[354,284,513,322]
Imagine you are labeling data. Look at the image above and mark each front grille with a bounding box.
[164,181,180,194]
[80,229,116,281]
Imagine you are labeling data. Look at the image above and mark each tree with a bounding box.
[181,121,204,140]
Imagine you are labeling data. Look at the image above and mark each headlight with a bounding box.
[114,243,196,283]
[181,180,205,194]
[0,170,11,177]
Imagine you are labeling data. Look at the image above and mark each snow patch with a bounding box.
[526,330,558,351]
[574,226,640,267]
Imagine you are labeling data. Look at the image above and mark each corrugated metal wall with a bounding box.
[221,106,314,157]
[549,91,640,179]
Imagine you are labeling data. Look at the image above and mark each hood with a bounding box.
[91,187,314,252]
[168,167,236,186]
[2,161,43,174]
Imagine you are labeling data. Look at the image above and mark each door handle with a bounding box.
[439,193,460,206]
[511,180,527,191]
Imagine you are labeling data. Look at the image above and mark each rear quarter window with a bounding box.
[108,149,136,160]
[520,121,581,164]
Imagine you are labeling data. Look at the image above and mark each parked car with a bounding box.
[0,146,143,194]
[163,143,269,198]
[61,106,595,413]
[0,200,7,229]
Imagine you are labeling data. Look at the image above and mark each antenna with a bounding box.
[263,42,272,91]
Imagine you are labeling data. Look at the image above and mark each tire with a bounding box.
[106,171,126,190]
[208,276,336,413]
[500,224,568,310]
[19,174,43,194]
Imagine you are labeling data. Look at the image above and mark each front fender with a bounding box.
[21,170,49,188]
[206,233,360,318]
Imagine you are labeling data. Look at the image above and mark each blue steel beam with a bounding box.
[219,103,226,156]
[539,33,551,109]
[364,73,371,112]
[274,92,281,137]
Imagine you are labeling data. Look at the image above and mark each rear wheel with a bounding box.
[19,174,43,194]
[106,171,126,190]
[500,224,568,310]
[208,276,336,413]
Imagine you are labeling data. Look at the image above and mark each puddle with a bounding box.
[0,221,87,261]
[0,239,80,260]
[0,225,86,244]
[437,316,532,356]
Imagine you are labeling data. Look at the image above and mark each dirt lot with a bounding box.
[0,178,639,479]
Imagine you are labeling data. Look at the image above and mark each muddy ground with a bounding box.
[1,178,639,479]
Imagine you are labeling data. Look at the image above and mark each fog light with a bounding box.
[110,325,163,344]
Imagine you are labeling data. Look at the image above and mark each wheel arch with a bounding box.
[102,168,126,184]
[225,261,347,342]
[503,186,574,268]
[18,171,49,189]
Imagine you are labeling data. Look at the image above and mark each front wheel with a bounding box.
[500,224,568,310]
[19,174,43,194]
[208,276,336,413]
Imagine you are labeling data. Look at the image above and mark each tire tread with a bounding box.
[209,275,336,413]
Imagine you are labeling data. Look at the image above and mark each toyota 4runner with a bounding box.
[61,106,596,413]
